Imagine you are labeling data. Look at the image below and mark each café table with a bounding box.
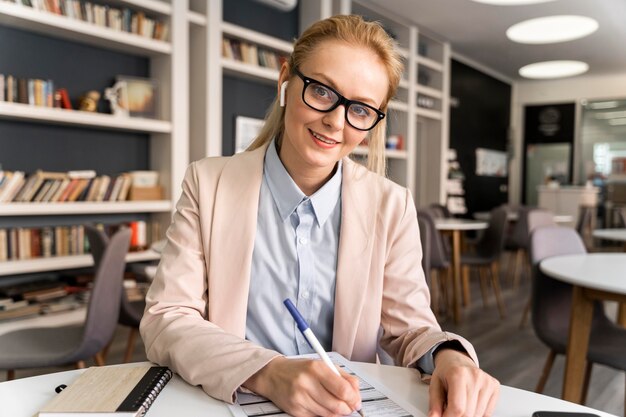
[593,228,626,250]
[434,218,488,324]
[1,359,616,417]
[474,211,573,224]
[540,253,626,404]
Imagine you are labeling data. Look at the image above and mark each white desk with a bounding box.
[473,211,573,224]
[540,253,626,404]
[434,219,488,324]
[0,361,615,417]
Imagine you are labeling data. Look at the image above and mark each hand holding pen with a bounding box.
[284,299,365,417]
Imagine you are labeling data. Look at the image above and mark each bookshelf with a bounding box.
[0,0,193,277]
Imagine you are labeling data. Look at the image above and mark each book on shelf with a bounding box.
[37,365,173,417]
[3,0,169,42]
[222,37,288,71]
[0,303,41,321]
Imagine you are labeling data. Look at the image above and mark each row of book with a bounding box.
[0,273,150,321]
[0,75,72,108]
[0,170,136,203]
[0,221,151,261]
[4,0,169,41]
[222,37,289,71]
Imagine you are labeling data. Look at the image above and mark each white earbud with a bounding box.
[279,81,289,107]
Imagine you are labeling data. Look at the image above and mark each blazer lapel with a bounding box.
[332,159,378,357]
[208,144,268,337]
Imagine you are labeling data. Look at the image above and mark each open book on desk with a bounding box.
[228,352,419,417]
[37,365,172,417]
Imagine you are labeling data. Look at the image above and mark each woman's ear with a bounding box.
[279,81,289,107]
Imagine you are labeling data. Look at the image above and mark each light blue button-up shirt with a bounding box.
[245,140,342,355]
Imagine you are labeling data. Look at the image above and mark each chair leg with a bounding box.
[489,262,506,318]
[100,338,114,363]
[581,361,593,405]
[76,361,86,369]
[536,350,557,393]
[513,249,522,289]
[519,296,531,328]
[462,265,471,307]
[7,370,15,380]
[94,352,105,366]
[478,266,490,308]
[123,328,138,363]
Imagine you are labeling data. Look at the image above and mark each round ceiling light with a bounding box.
[471,0,556,5]
[507,15,599,44]
[519,60,589,79]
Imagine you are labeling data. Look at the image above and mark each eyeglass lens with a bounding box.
[303,82,379,130]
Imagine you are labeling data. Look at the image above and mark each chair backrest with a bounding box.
[506,205,533,249]
[576,205,593,235]
[428,203,450,219]
[75,226,131,359]
[618,207,626,228]
[85,226,143,327]
[527,209,556,234]
[416,209,449,269]
[475,206,508,259]
[417,216,431,287]
[529,226,605,351]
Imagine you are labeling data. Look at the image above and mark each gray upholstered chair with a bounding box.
[87,226,145,363]
[460,206,508,318]
[0,226,131,380]
[519,209,557,327]
[417,209,451,317]
[504,205,533,288]
[529,226,626,402]
[575,205,595,250]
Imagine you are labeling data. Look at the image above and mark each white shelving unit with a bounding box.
[0,0,194,276]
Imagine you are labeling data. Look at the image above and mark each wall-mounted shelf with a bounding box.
[0,102,172,133]
[0,250,160,276]
[0,2,171,56]
[0,201,172,216]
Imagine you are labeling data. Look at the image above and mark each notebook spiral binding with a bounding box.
[118,366,173,415]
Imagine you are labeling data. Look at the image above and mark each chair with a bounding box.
[519,209,557,327]
[87,226,146,363]
[618,207,626,228]
[576,205,595,250]
[428,203,451,219]
[0,227,131,379]
[460,206,508,318]
[529,226,626,402]
[417,209,452,317]
[504,205,533,289]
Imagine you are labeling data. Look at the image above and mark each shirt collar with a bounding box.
[264,139,342,227]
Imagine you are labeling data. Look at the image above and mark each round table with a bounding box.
[540,253,626,404]
[593,228,626,251]
[434,218,488,323]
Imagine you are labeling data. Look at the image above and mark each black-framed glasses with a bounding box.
[294,68,386,131]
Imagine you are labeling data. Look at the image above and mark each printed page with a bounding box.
[228,352,418,417]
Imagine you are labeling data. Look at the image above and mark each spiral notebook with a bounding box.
[38,365,172,417]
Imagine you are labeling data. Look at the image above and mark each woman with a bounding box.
[140,15,499,417]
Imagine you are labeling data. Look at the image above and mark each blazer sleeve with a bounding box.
[139,162,281,403]
[378,188,479,370]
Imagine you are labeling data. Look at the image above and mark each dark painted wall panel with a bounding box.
[450,60,511,215]
[223,0,299,42]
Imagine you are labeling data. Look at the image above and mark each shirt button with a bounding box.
[301,291,310,299]
[298,237,308,245]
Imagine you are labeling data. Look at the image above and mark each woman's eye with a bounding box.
[313,85,333,100]
[350,104,371,118]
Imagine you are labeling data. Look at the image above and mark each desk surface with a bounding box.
[0,361,616,417]
[592,228,626,242]
[434,218,488,231]
[540,253,626,294]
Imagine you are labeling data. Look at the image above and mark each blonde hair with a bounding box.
[247,15,404,176]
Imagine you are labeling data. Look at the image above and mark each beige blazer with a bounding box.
[140,143,478,403]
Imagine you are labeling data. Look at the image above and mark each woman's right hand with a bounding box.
[243,356,362,417]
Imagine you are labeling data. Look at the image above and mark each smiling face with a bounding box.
[277,40,389,194]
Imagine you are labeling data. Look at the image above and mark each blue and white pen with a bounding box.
[283,298,365,417]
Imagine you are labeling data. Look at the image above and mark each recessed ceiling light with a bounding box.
[519,60,589,79]
[471,0,556,5]
[589,101,620,110]
[507,15,599,44]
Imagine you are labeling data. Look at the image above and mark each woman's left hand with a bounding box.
[428,348,500,417]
